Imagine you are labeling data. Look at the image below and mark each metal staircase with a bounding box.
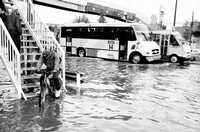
[14,0,66,92]
[20,22,42,92]
[0,0,66,98]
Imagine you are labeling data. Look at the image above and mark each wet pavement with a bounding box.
[0,56,200,132]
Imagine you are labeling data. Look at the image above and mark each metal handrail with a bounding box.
[0,18,26,99]
[12,0,66,90]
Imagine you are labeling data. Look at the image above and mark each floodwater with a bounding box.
[0,56,200,132]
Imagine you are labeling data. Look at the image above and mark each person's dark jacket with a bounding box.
[0,0,7,23]
[0,0,6,11]
[4,9,22,51]
[5,9,21,35]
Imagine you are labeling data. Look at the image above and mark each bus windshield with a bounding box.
[133,24,151,41]
[174,32,185,41]
[173,32,189,45]
[134,24,149,32]
[136,32,151,41]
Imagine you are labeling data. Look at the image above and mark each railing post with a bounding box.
[62,53,66,92]
[17,51,27,100]
[76,73,81,95]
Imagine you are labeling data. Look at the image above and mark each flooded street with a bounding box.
[1,56,200,132]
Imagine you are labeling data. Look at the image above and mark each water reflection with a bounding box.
[0,97,62,131]
[0,57,200,132]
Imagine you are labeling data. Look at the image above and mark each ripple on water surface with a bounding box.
[0,57,200,132]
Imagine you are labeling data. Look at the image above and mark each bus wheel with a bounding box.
[77,48,86,57]
[170,55,179,63]
[129,53,142,64]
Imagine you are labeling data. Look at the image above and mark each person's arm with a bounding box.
[53,53,60,72]
[37,55,43,71]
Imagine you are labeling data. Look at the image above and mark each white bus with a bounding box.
[150,30,192,63]
[60,23,161,64]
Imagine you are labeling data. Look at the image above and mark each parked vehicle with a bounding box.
[60,23,160,64]
[150,30,192,63]
[191,48,200,61]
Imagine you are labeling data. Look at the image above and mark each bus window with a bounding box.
[150,33,159,42]
[61,27,71,37]
[71,27,79,37]
[89,27,96,32]
[137,32,147,41]
[66,28,72,37]
[66,28,72,32]
[116,27,136,41]
[80,27,89,37]
[174,32,185,45]
[72,27,89,38]
[116,28,129,42]
[128,27,137,41]
[91,27,115,40]
[104,27,115,40]
[170,35,179,46]
[96,27,104,39]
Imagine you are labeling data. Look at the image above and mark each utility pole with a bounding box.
[159,6,164,30]
[190,11,194,43]
[173,0,178,27]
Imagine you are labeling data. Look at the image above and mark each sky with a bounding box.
[35,0,200,27]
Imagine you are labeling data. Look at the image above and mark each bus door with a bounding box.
[159,34,169,59]
[66,37,72,53]
[118,29,128,61]
[65,28,73,53]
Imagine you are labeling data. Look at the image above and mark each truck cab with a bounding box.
[150,31,191,63]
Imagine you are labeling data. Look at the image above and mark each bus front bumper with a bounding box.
[146,55,161,62]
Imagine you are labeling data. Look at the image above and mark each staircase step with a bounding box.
[22,82,40,87]
[20,60,40,64]
[22,33,32,36]
[21,46,39,49]
[0,84,14,92]
[22,74,40,80]
[21,53,41,56]
[22,82,40,93]
[21,67,37,71]
[21,40,36,42]
[21,36,33,40]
